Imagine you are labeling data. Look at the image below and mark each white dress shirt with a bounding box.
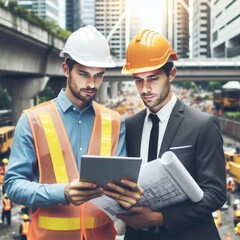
[140,94,177,164]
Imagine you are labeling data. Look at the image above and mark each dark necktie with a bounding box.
[148,113,160,162]
[148,114,160,233]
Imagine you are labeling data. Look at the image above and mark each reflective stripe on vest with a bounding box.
[38,214,111,230]
[38,113,68,183]
[25,100,120,240]
[100,113,112,156]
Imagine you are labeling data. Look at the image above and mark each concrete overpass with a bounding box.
[108,58,240,82]
[1,7,240,124]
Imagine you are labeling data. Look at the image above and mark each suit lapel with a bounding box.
[159,99,184,157]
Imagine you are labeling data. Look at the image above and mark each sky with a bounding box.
[128,0,164,33]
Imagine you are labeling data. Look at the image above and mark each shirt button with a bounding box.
[79,120,81,124]
[80,148,83,151]
[73,107,76,111]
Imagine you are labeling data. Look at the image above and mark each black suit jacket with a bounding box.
[124,99,226,240]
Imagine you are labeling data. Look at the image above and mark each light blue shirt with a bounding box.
[4,89,126,208]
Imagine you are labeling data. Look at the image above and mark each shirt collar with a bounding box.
[146,93,177,122]
[57,89,93,113]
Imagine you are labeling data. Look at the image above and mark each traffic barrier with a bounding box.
[218,117,240,141]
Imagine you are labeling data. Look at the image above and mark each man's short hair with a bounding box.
[161,62,174,77]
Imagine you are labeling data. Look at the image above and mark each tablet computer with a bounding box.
[80,155,142,190]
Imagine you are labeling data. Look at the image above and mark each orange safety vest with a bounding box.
[25,100,121,240]
[21,221,30,235]
[0,167,4,183]
[3,199,11,211]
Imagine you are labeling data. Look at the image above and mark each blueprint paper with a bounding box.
[89,151,203,221]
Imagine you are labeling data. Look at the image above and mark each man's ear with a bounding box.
[169,67,176,82]
[62,62,69,77]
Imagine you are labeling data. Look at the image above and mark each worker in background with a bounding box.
[19,214,30,240]
[226,175,235,205]
[1,158,8,195]
[4,25,143,240]
[225,161,230,174]
[2,158,8,173]
[234,207,240,227]
[1,193,12,225]
[0,165,4,184]
[233,199,240,211]
[234,222,240,235]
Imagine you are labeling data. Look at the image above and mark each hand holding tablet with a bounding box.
[79,155,142,190]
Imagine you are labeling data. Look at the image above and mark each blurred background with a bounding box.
[0,0,240,239]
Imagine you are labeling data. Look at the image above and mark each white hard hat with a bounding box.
[60,25,115,68]
[234,199,240,205]
[228,177,233,182]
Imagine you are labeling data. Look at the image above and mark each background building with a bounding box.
[80,0,95,27]
[211,0,240,58]
[95,0,126,59]
[65,0,81,31]
[125,2,142,49]
[164,0,189,59]
[192,0,211,58]
[18,0,59,25]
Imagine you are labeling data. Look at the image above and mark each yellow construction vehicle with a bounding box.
[0,126,15,154]
[225,147,240,189]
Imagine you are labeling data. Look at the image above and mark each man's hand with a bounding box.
[117,207,164,229]
[64,179,103,206]
[103,178,143,209]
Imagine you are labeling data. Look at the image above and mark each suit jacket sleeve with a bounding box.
[160,105,226,234]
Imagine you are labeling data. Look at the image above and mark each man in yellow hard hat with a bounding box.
[117,29,226,240]
[4,25,143,240]
[19,214,30,240]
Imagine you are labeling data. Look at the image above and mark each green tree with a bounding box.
[208,81,222,91]
[0,87,12,109]
[38,86,55,103]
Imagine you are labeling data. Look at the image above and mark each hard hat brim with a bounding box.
[60,50,116,68]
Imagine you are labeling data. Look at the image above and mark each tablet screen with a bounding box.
[80,155,142,190]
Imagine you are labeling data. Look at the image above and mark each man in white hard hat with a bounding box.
[4,25,143,240]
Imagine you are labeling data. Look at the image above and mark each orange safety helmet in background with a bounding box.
[122,29,178,74]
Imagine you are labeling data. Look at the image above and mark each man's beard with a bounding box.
[72,87,97,103]
[68,76,98,103]
[142,83,170,110]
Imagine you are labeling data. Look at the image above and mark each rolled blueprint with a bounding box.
[161,151,204,202]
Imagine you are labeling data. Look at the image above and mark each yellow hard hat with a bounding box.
[235,210,240,217]
[4,193,7,198]
[22,214,29,220]
[2,158,8,164]
[122,29,178,75]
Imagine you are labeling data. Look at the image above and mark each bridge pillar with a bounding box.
[10,77,49,124]
[110,81,119,99]
[97,81,109,103]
